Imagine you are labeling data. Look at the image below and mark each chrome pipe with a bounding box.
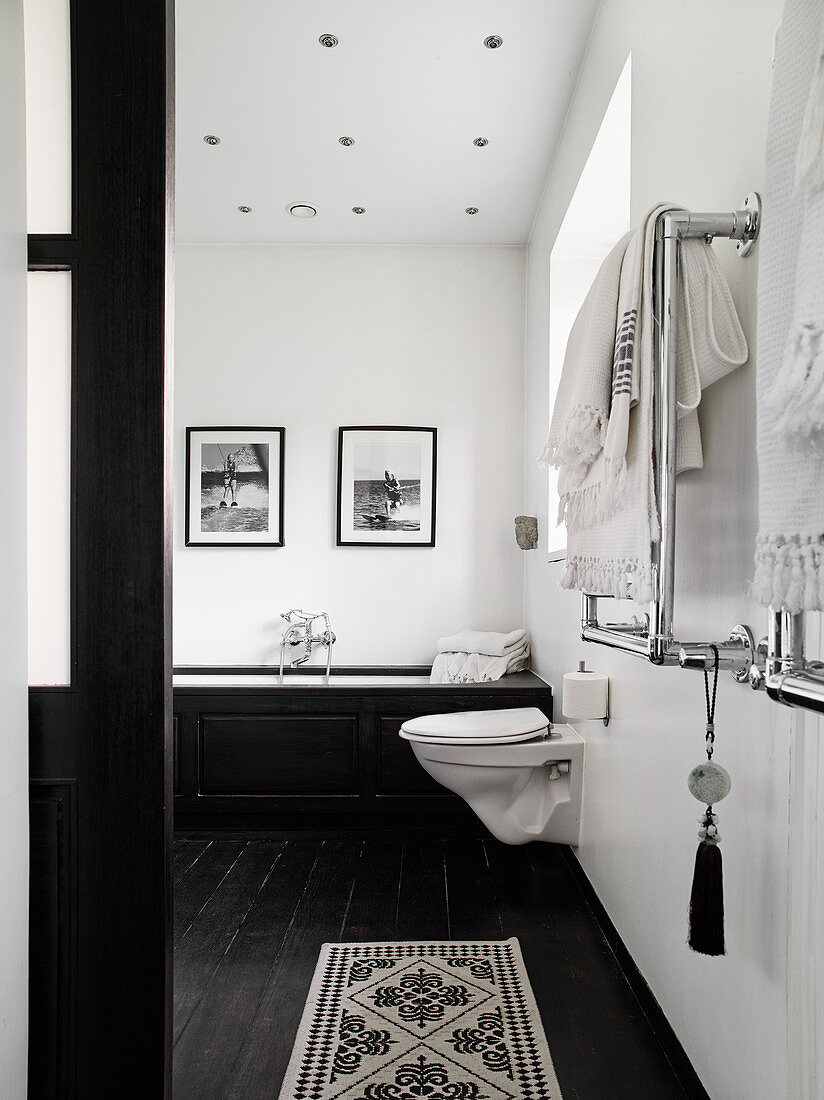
[650,214,680,659]
[662,212,738,241]
[678,643,744,672]
[658,202,760,246]
[768,607,806,678]
[768,670,824,713]
[582,625,651,658]
[582,593,599,630]
[603,620,648,635]
[677,626,756,682]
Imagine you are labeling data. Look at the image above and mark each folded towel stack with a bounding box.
[430,629,530,684]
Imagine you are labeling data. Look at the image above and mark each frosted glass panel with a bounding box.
[28,272,72,685]
[24,0,72,233]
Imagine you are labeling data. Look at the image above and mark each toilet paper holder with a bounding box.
[565,661,610,726]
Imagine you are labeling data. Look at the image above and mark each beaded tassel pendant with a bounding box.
[687,648,731,956]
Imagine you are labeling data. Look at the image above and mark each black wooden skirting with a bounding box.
[561,848,712,1100]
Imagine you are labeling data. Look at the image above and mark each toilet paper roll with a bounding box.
[563,671,609,719]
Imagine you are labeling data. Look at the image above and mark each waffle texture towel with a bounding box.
[755,0,824,612]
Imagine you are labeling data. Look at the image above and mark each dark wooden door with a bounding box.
[27,1,173,1097]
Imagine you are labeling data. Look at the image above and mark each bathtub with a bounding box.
[172,667,553,828]
[173,673,434,688]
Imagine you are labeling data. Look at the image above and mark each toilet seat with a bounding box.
[400,706,549,745]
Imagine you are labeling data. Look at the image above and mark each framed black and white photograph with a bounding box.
[336,426,437,546]
[185,426,285,546]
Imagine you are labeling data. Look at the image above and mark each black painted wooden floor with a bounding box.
[173,834,703,1100]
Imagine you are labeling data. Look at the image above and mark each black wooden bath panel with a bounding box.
[173,671,553,828]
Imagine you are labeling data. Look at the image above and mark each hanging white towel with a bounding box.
[555,204,747,601]
[539,232,632,497]
[754,0,824,612]
[762,10,824,445]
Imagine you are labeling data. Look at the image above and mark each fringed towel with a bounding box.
[542,203,748,601]
[539,232,631,496]
[755,0,824,612]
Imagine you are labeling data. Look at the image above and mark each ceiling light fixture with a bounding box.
[319,33,338,47]
[237,206,252,214]
[287,202,318,218]
[339,136,355,147]
[352,207,366,215]
[473,137,489,147]
[203,134,220,146]
[483,35,503,49]
[465,207,479,215]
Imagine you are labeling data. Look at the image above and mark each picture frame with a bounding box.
[185,426,285,546]
[336,425,437,547]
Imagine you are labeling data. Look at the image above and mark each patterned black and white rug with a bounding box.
[279,939,562,1100]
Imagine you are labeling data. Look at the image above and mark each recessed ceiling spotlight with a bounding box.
[287,202,318,218]
[473,137,489,147]
[483,35,503,49]
[203,134,220,146]
[352,207,366,215]
[339,136,355,147]
[465,207,479,215]
[237,205,252,214]
[319,33,338,47]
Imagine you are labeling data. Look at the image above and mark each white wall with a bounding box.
[174,245,526,665]
[0,0,30,1094]
[524,2,795,1098]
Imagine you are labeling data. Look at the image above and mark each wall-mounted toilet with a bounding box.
[400,707,584,846]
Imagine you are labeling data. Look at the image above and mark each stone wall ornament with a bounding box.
[514,515,538,550]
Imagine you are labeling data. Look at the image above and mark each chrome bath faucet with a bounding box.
[279,609,336,684]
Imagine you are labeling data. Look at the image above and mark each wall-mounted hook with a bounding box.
[677,625,756,681]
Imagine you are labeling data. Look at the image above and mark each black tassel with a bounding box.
[688,838,725,956]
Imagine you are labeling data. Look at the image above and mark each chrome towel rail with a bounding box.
[750,609,824,713]
[581,196,763,683]
[578,193,824,715]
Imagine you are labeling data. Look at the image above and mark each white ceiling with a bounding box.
[175,0,601,245]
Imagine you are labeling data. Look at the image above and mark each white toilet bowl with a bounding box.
[400,707,584,846]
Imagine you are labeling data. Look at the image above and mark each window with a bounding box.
[23,0,72,234]
[547,55,631,559]
[27,271,72,685]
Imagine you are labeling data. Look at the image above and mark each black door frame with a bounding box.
[28,0,174,1096]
